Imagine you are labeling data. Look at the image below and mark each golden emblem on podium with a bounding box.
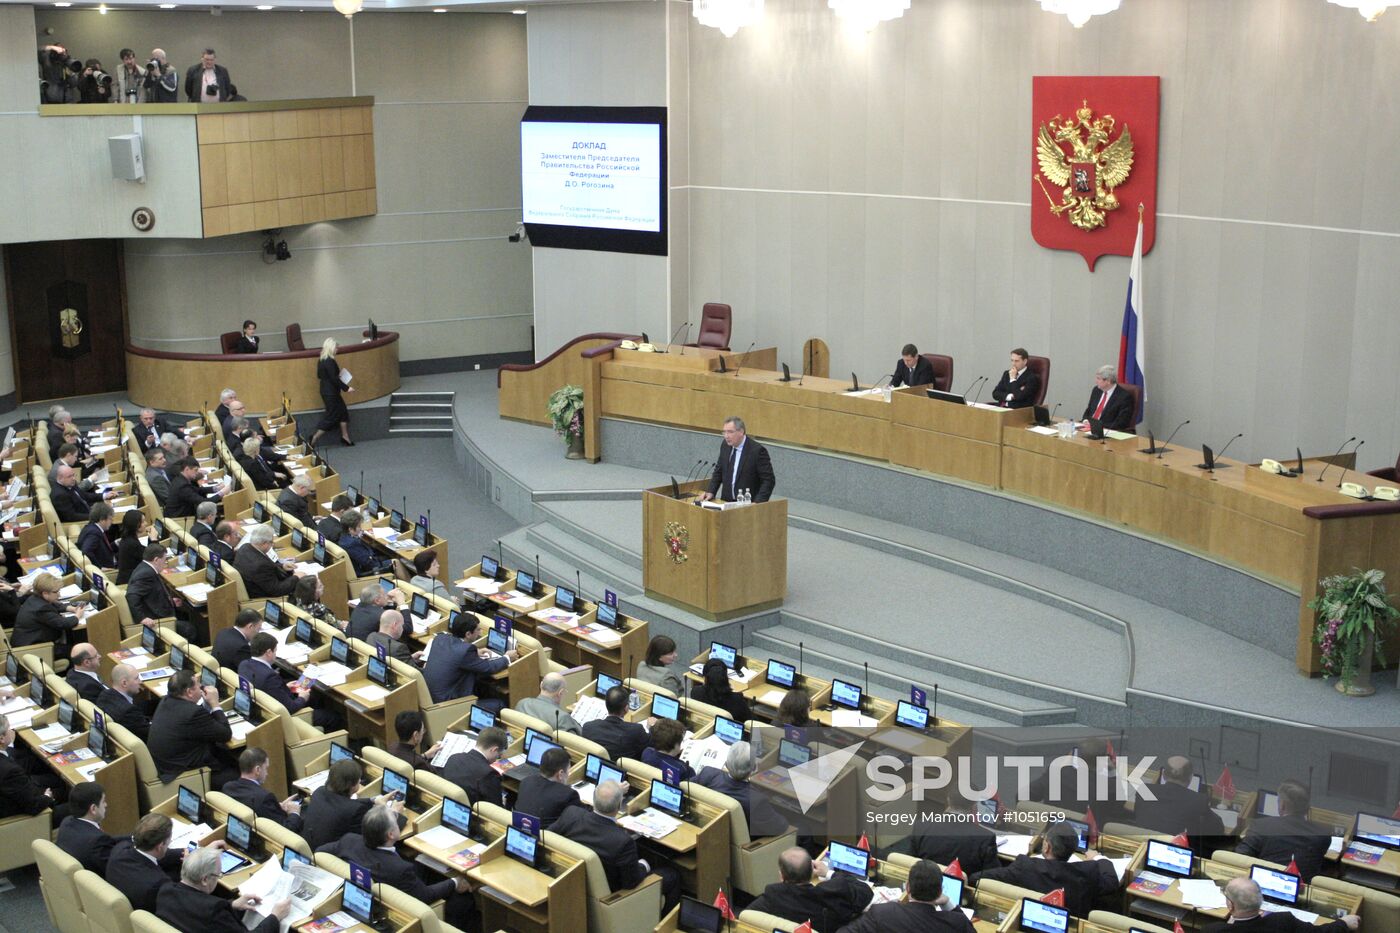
[663,521,689,565]
[58,307,84,349]
[1034,100,1135,232]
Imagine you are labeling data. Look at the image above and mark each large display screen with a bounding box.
[520,105,667,255]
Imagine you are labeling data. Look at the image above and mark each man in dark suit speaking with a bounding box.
[699,416,775,504]
[1079,365,1135,432]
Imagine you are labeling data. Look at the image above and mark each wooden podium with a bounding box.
[642,481,787,620]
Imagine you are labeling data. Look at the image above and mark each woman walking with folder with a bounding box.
[310,337,355,448]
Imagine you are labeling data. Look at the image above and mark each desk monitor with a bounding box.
[596,601,619,628]
[330,741,355,765]
[270,513,284,537]
[168,643,188,673]
[367,656,392,688]
[5,652,16,682]
[219,850,250,874]
[826,840,869,881]
[778,738,812,768]
[57,698,75,732]
[977,796,1000,824]
[294,617,315,647]
[709,642,737,670]
[714,716,743,745]
[177,786,203,823]
[504,825,540,869]
[152,519,166,541]
[381,767,412,806]
[252,501,267,522]
[1354,812,1400,849]
[480,555,500,580]
[265,600,282,626]
[342,879,375,926]
[830,678,862,710]
[365,496,380,519]
[377,577,395,596]
[596,672,622,697]
[584,754,626,788]
[1144,839,1194,878]
[410,592,429,621]
[1087,417,1105,440]
[650,693,680,721]
[200,666,220,694]
[233,686,255,722]
[1066,818,1090,852]
[554,585,577,613]
[290,528,306,551]
[670,476,683,499]
[649,779,685,818]
[927,388,967,405]
[526,733,560,767]
[226,813,258,857]
[330,637,350,665]
[1020,899,1069,933]
[368,319,379,340]
[942,873,965,908]
[766,659,796,688]
[468,705,496,733]
[413,518,428,547]
[895,700,929,730]
[487,627,510,655]
[389,509,404,531]
[1251,865,1300,906]
[314,541,327,565]
[29,673,48,707]
[1256,790,1281,817]
[515,570,537,597]
[442,797,472,835]
[281,848,311,871]
[678,896,724,933]
[345,484,359,504]
[140,625,161,655]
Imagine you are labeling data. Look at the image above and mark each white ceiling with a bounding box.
[5,0,650,12]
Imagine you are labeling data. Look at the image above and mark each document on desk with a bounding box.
[177,582,214,604]
[0,695,34,716]
[369,527,399,541]
[1213,806,1239,833]
[1328,835,1344,857]
[996,834,1033,857]
[293,770,330,794]
[416,824,469,852]
[618,808,680,839]
[682,735,730,772]
[574,623,621,647]
[430,731,475,768]
[532,607,578,626]
[570,695,609,727]
[830,709,878,728]
[1260,904,1320,925]
[31,723,73,742]
[1027,425,1060,436]
[869,885,905,905]
[138,666,177,682]
[169,819,214,849]
[302,662,351,687]
[293,562,326,576]
[277,642,311,665]
[229,718,257,742]
[351,685,389,702]
[756,689,786,708]
[111,646,152,668]
[501,590,536,610]
[74,762,105,781]
[240,858,340,932]
[1177,879,1227,909]
[457,576,503,595]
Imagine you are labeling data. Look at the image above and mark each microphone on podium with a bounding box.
[1317,437,1358,484]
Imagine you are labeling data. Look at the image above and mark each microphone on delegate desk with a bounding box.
[1316,437,1358,484]
[958,374,985,401]
[683,459,704,483]
[575,569,583,603]
[1199,432,1244,473]
[1336,440,1365,490]
[972,377,990,405]
[730,342,757,376]
[1154,419,1191,459]
[535,553,542,589]
[664,320,691,355]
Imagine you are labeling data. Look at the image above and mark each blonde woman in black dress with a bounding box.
[310,337,355,447]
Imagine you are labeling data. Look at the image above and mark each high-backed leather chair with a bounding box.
[285,323,305,351]
[1119,382,1141,431]
[1026,355,1050,406]
[1368,451,1400,483]
[691,303,732,350]
[219,332,241,354]
[921,353,954,392]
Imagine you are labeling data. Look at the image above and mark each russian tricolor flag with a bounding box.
[1117,213,1146,425]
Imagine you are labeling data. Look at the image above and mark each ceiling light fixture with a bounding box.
[433,7,447,11]
[1036,0,1122,28]
[98,2,108,12]
[332,0,363,18]
[692,0,764,37]
[828,0,910,32]
[512,8,527,13]
[159,3,177,7]
[53,2,72,7]
[256,4,272,8]
[1327,0,1398,20]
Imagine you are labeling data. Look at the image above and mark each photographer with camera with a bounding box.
[143,49,178,103]
[184,48,231,103]
[38,43,81,104]
[116,49,146,103]
[80,59,113,104]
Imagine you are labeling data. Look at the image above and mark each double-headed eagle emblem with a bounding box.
[1034,100,1134,231]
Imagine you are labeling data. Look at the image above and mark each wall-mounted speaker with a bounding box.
[108,133,144,181]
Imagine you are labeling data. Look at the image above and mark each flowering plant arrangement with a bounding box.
[1309,568,1397,693]
[546,385,584,440]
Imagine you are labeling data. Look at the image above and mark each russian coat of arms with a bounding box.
[663,522,689,564]
[1033,100,1135,232]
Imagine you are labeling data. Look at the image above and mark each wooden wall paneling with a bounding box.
[299,138,323,195]
[250,140,278,202]
[224,142,253,204]
[274,139,301,199]
[199,144,228,207]
[321,135,346,192]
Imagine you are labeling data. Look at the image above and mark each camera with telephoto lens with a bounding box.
[147,59,161,73]
[63,57,83,74]
[92,69,112,87]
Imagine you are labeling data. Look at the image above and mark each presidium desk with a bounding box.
[499,334,1400,675]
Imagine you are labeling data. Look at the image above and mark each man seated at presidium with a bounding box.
[891,343,934,389]
[698,416,775,504]
[1078,365,1135,432]
[991,347,1039,409]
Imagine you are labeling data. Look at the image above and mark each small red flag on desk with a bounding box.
[857,833,871,850]
[1171,831,1190,847]
[1286,855,1299,875]
[946,858,966,880]
[1041,888,1066,907]
[1173,921,1186,933]
[713,889,735,921]
[794,923,814,933]
[1106,738,1117,760]
[1213,765,1236,802]
[1085,806,1099,846]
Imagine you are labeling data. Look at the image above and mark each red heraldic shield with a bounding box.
[1031,76,1159,271]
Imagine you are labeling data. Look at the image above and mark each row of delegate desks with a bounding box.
[524,344,1400,672]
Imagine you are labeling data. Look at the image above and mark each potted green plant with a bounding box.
[547,384,585,459]
[1309,568,1399,696]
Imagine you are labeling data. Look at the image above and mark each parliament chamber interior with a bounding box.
[2,2,1399,933]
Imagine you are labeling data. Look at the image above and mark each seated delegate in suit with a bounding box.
[190,501,219,551]
[836,858,974,933]
[318,494,353,544]
[233,319,260,354]
[694,741,787,837]
[132,407,184,454]
[633,634,684,696]
[515,672,582,735]
[641,717,696,783]
[894,800,999,875]
[1203,877,1358,933]
[210,521,240,564]
[891,343,935,389]
[1079,365,1135,432]
[125,544,198,643]
[553,779,681,912]
[238,632,313,713]
[276,474,315,526]
[318,806,477,929]
[1132,755,1224,848]
[991,346,1040,409]
[76,502,118,569]
[409,550,460,607]
[582,685,651,762]
[222,747,302,832]
[338,509,392,576]
[748,846,873,932]
[12,572,87,649]
[421,612,514,703]
[144,448,172,507]
[971,822,1117,918]
[222,402,284,462]
[65,642,107,701]
[214,388,237,427]
[147,670,238,788]
[233,523,305,598]
[301,758,403,851]
[56,781,118,874]
[699,415,776,503]
[214,608,262,670]
[367,610,419,666]
[387,710,441,772]
[512,747,584,830]
[0,712,55,819]
[1235,779,1332,882]
[98,663,152,741]
[157,846,290,933]
[115,510,149,584]
[442,727,507,807]
[237,436,288,491]
[164,457,222,519]
[106,812,184,913]
[51,462,111,522]
[690,657,753,724]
